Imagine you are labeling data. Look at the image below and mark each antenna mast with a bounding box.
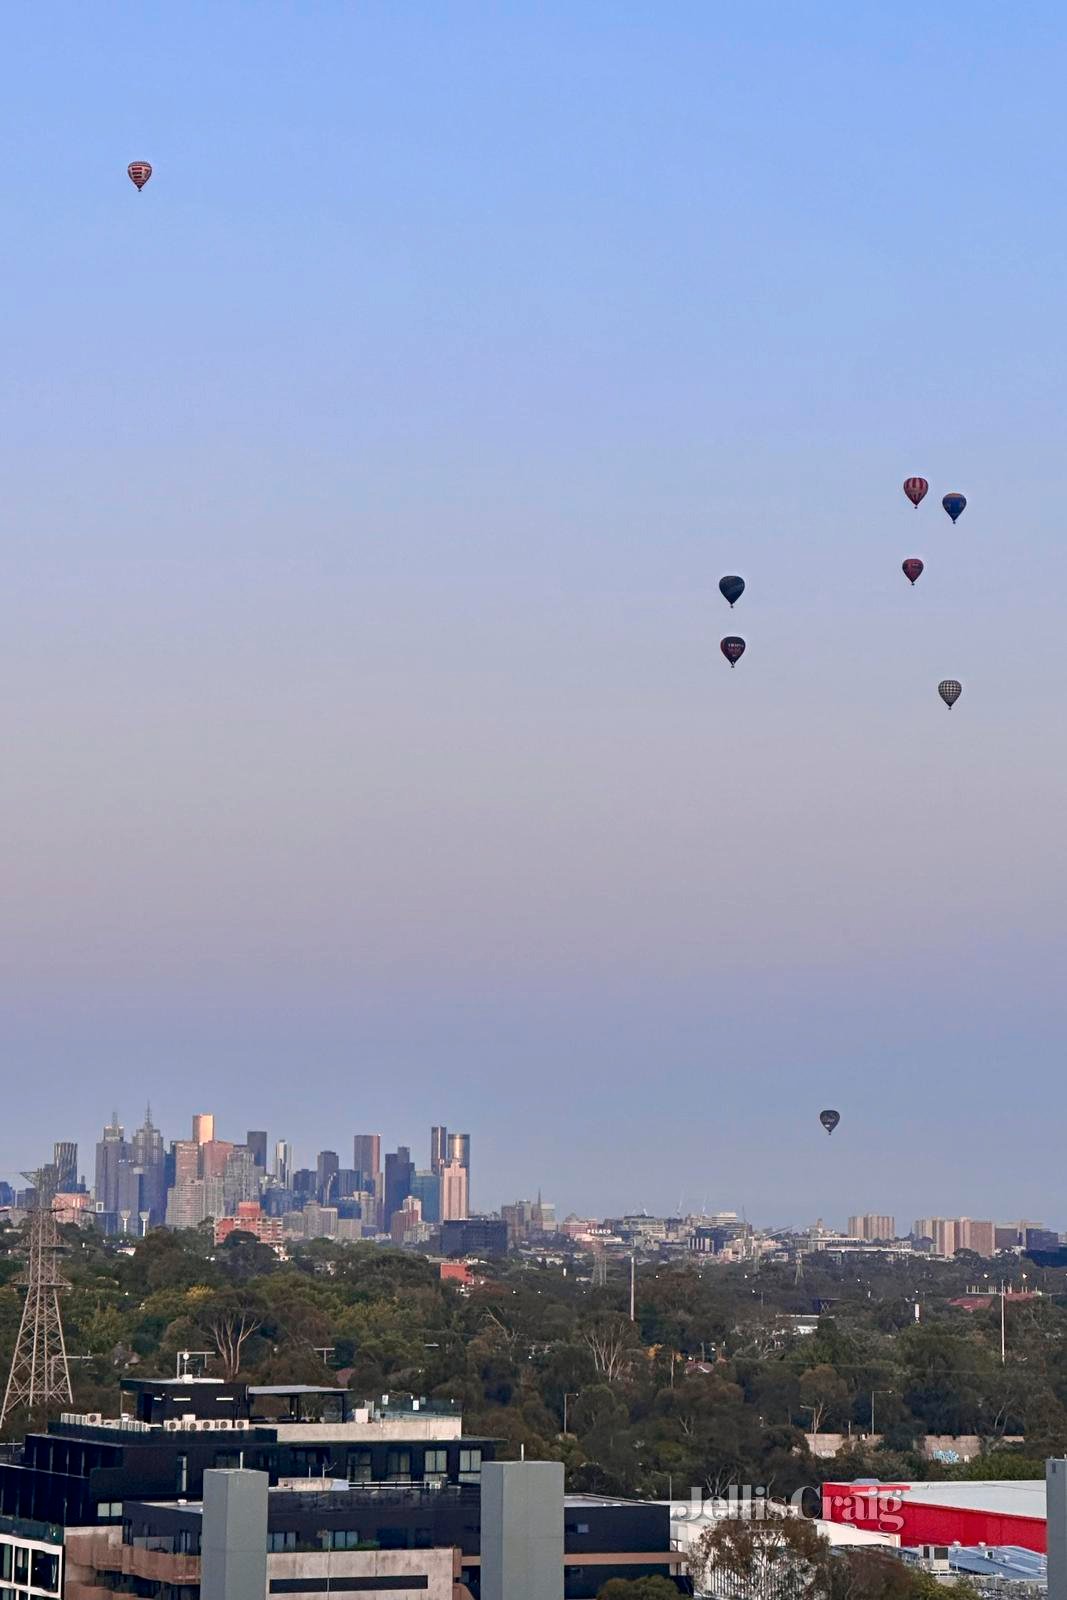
[0,1166,73,1427]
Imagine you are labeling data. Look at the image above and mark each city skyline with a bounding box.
[2,1102,1063,1241]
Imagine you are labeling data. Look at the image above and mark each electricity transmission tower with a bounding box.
[0,1167,73,1428]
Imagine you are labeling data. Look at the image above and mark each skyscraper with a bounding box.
[383,1147,414,1228]
[94,1114,128,1215]
[192,1113,215,1146]
[447,1134,470,1206]
[131,1108,166,1226]
[440,1159,469,1222]
[412,1170,441,1224]
[317,1150,340,1205]
[430,1127,448,1175]
[274,1141,293,1188]
[246,1131,268,1171]
[353,1134,381,1192]
[53,1142,78,1193]
[447,1133,470,1167]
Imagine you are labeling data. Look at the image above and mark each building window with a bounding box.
[267,1530,297,1552]
[13,1547,29,1583]
[176,1454,188,1494]
[458,1448,481,1481]
[347,1450,372,1484]
[0,1544,10,1579]
[423,1449,447,1479]
[385,1448,411,1481]
[96,1501,123,1519]
[31,1549,61,1592]
[214,1451,241,1469]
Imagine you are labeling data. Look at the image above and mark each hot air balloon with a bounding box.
[127,161,152,191]
[938,679,962,709]
[820,1109,840,1135]
[942,493,966,523]
[902,558,924,586]
[903,477,928,508]
[719,575,745,608]
[720,636,746,668]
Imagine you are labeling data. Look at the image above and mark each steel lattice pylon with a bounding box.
[0,1166,73,1427]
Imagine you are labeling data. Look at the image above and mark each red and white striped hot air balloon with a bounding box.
[127,161,152,191]
[903,477,928,508]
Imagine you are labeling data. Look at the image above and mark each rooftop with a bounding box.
[828,1479,1047,1520]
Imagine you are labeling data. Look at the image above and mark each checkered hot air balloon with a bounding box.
[127,161,152,191]
[938,679,962,709]
[902,558,924,586]
[720,636,746,668]
[903,477,928,508]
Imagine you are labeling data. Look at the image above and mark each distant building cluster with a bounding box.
[0,1115,558,1261]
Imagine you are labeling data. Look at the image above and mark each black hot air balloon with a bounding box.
[719,575,745,608]
[720,636,746,668]
[128,161,152,191]
[903,477,928,508]
[902,558,924,586]
[820,1109,840,1135]
[942,493,966,523]
[938,679,962,709]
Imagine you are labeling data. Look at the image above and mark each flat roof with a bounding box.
[827,1479,1047,1520]
[248,1385,347,1397]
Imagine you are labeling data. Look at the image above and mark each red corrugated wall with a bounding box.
[820,1483,1046,1554]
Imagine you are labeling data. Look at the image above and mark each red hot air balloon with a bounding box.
[720,636,746,668]
[902,558,924,586]
[903,477,928,508]
[127,161,152,191]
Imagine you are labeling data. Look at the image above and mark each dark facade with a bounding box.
[383,1147,414,1227]
[246,1130,268,1169]
[87,1487,684,1599]
[440,1218,507,1257]
[0,1386,492,1533]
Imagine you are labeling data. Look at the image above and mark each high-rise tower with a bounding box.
[430,1126,448,1175]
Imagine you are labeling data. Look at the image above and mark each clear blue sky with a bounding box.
[3,2,1066,1227]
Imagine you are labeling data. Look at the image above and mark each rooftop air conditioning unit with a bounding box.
[164,1420,183,1433]
[216,1420,232,1431]
[233,1419,249,1431]
[85,1413,103,1425]
[198,1420,215,1431]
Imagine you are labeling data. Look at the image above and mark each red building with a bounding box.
[821,1480,1046,1553]
[214,1202,284,1247]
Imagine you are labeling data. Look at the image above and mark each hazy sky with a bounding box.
[3,3,1066,1227]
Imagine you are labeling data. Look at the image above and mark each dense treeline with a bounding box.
[2,1220,1063,1497]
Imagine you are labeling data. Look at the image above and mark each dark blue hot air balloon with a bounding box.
[719,575,745,608]
[819,1109,840,1135]
[942,493,967,523]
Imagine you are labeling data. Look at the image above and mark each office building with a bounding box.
[223,1147,259,1212]
[441,1217,507,1256]
[384,1146,415,1227]
[273,1140,293,1188]
[431,1124,448,1174]
[447,1132,470,1170]
[352,1133,381,1192]
[848,1214,896,1241]
[192,1113,215,1145]
[130,1108,166,1225]
[412,1169,442,1225]
[245,1130,268,1170]
[94,1115,127,1215]
[52,1141,78,1193]
[440,1158,469,1222]
[316,1149,340,1205]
